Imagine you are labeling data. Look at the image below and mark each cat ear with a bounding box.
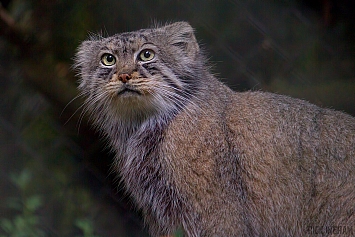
[162,22,200,60]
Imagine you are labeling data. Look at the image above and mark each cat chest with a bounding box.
[117,131,185,226]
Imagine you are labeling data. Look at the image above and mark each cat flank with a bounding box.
[75,22,355,236]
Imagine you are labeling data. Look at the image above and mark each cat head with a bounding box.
[74,22,204,125]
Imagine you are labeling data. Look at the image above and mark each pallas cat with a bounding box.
[75,22,355,236]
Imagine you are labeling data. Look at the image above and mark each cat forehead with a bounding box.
[102,29,160,50]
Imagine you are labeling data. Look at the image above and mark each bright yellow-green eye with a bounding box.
[101,53,116,66]
[139,49,155,62]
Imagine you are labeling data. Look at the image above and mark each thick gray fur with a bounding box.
[75,22,355,236]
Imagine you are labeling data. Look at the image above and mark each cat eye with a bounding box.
[138,49,155,62]
[101,53,116,66]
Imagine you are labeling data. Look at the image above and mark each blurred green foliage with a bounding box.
[75,218,101,237]
[0,94,103,236]
[1,170,44,237]
[1,168,102,237]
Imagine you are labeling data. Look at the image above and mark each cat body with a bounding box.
[75,22,355,236]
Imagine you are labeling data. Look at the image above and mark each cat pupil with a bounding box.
[144,51,151,58]
[107,55,114,62]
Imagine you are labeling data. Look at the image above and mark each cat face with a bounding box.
[75,22,201,123]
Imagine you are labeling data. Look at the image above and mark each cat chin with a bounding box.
[116,91,170,107]
[107,98,157,120]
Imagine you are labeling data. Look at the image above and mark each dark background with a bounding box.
[0,0,354,236]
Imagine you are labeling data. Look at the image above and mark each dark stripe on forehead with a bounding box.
[121,37,129,44]
[122,45,128,54]
[139,34,148,41]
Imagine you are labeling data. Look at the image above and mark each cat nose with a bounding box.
[118,73,132,83]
